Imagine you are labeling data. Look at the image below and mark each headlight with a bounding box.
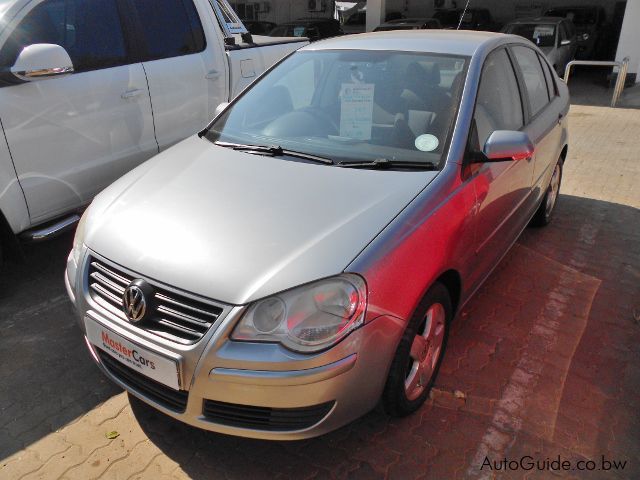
[231,274,367,353]
[71,210,88,266]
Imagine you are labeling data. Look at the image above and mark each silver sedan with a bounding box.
[66,30,569,439]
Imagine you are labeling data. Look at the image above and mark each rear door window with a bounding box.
[0,0,128,72]
[511,45,550,117]
[128,0,205,61]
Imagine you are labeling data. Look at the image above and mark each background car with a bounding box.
[243,20,277,35]
[543,5,606,59]
[502,17,577,76]
[374,18,441,32]
[269,18,343,41]
[434,8,501,31]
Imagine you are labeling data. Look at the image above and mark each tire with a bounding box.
[530,160,563,227]
[382,282,452,417]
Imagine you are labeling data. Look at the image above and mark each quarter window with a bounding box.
[473,49,523,151]
[0,0,127,72]
[129,0,205,62]
[512,45,550,117]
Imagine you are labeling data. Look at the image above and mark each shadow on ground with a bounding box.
[0,233,122,460]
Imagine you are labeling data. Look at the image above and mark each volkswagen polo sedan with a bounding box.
[66,31,569,440]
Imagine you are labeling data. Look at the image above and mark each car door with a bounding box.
[0,0,157,224]
[465,47,535,290]
[126,0,228,151]
[510,45,562,204]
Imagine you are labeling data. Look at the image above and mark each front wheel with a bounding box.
[382,282,451,417]
[530,160,562,227]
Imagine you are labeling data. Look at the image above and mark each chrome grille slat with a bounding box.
[156,305,211,328]
[155,293,219,319]
[87,258,224,343]
[90,271,126,296]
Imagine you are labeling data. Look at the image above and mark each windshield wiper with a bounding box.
[215,141,334,165]
[337,158,439,170]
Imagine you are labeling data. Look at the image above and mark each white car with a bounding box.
[0,0,305,265]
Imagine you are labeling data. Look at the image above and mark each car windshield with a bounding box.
[375,25,419,31]
[546,8,597,25]
[434,10,460,26]
[507,24,557,47]
[204,50,468,168]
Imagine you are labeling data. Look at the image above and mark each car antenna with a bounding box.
[457,0,472,30]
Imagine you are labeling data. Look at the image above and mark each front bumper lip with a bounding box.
[208,353,357,386]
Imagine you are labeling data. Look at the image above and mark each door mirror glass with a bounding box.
[560,39,572,46]
[214,102,230,117]
[482,130,534,161]
[11,44,73,82]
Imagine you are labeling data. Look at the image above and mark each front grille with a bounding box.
[87,258,224,344]
[97,349,188,412]
[202,399,334,431]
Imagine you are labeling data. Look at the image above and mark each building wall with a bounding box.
[615,0,639,81]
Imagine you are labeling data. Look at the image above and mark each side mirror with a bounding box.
[560,39,572,46]
[214,102,229,117]
[482,130,534,161]
[11,43,73,82]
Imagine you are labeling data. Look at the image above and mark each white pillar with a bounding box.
[615,0,640,83]
[366,0,386,32]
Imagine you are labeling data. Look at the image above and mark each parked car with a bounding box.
[269,18,343,41]
[341,10,405,34]
[242,20,277,35]
[543,5,606,59]
[67,30,569,440]
[502,17,577,76]
[434,8,501,31]
[374,18,441,32]
[0,0,305,267]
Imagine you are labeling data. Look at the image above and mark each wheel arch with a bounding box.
[434,269,462,317]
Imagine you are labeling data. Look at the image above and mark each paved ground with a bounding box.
[1,104,639,479]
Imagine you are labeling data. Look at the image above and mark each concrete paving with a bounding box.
[1,104,639,479]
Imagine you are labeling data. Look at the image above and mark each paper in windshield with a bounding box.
[339,83,375,140]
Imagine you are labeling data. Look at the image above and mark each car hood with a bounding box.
[85,136,436,305]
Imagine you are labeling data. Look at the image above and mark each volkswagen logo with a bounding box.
[122,280,154,323]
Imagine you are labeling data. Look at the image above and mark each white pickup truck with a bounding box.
[0,0,305,264]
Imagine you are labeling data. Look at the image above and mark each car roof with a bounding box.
[302,30,512,57]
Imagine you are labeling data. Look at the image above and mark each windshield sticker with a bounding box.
[339,83,375,140]
[534,25,555,38]
[293,26,305,36]
[415,134,439,152]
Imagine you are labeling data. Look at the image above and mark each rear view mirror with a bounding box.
[560,39,572,46]
[11,43,74,82]
[482,130,534,161]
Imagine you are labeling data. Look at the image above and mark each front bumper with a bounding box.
[69,254,405,440]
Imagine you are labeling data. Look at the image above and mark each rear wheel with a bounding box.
[530,160,562,227]
[382,282,451,417]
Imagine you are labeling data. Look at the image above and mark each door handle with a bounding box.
[121,88,143,100]
[205,69,221,80]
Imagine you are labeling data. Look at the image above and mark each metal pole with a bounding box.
[562,59,629,108]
